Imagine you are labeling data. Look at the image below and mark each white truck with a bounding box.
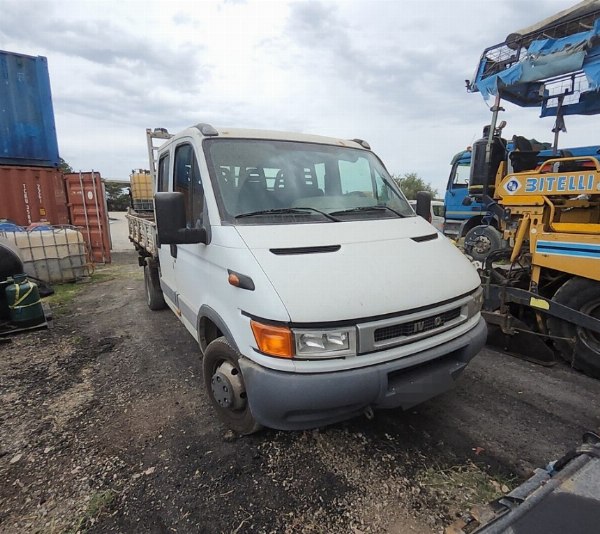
[128,124,487,434]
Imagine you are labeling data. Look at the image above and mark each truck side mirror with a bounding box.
[415,191,432,223]
[155,192,207,245]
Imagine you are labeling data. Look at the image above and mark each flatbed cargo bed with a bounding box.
[126,208,157,257]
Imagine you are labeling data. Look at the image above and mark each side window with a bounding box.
[451,162,471,189]
[157,154,170,192]
[374,167,390,202]
[174,144,203,227]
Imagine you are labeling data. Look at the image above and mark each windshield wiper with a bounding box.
[293,206,340,222]
[235,207,339,221]
[329,205,406,217]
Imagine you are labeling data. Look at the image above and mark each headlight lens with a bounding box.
[293,328,357,359]
[468,286,484,317]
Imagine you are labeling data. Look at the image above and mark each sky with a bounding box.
[2,0,597,195]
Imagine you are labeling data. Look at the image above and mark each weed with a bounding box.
[44,283,83,316]
[70,489,117,533]
[417,461,516,510]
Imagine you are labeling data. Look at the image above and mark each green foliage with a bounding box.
[70,489,117,533]
[392,172,438,200]
[58,158,73,173]
[104,181,131,211]
[45,282,83,317]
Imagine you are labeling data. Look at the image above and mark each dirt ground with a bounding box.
[1,252,599,534]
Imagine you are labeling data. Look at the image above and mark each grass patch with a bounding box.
[43,267,131,316]
[44,282,83,316]
[92,263,143,282]
[418,461,516,510]
[69,489,118,533]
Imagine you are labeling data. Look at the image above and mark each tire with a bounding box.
[547,277,600,378]
[144,262,166,311]
[203,337,262,434]
[464,225,503,262]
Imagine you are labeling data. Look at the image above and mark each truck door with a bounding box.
[445,156,471,220]
[170,141,209,332]
[155,152,178,306]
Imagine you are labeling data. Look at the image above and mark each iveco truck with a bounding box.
[128,125,486,433]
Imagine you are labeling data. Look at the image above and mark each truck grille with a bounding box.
[355,294,472,354]
[374,307,461,342]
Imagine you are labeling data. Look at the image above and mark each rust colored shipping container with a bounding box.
[0,165,69,226]
[65,171,112,263]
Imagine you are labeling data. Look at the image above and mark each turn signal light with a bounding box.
[250,320,294,358]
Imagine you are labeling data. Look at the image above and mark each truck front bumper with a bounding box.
[239,317,487,430]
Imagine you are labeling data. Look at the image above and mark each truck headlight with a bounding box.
[468,286,484,317]
[293,328,357,359]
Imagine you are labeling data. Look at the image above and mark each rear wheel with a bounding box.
[547,277,600,378]
[464,225,503,262]
[203,337,262,434]
[144,261,166,311]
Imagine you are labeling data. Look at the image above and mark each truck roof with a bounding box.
[174,124,370,150]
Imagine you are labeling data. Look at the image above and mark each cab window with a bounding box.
[174,144,204,227]
[157,154,170,192]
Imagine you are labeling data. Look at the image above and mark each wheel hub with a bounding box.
[210,361,246,411]
[471,235,492,255]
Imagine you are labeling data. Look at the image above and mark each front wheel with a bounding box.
[203,337,262,434]
[547,277,600,378]
[464,225,503,262]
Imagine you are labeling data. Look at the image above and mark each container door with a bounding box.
[0,52,60,167]
[65,171,112,263]
[0,166,69,226]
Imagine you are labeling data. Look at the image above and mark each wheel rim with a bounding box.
[578,297,600,354]
[210,360,247,411]
[471,235,492,255]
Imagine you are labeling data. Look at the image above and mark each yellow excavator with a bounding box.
[464,1,600,377]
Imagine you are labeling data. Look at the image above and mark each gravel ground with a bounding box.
[1,252,599,533]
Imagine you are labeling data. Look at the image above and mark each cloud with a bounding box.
[0,0,587,190]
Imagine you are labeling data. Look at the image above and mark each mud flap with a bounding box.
[485,318,557,366]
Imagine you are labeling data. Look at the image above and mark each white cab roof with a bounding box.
[178,125,368,150]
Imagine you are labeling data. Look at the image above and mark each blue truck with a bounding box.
[443,143,600,260]
[443,149,476,240]
[443,146,507,260]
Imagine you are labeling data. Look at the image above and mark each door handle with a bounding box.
[170,244,178,258]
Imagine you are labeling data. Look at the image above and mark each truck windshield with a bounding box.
[204,139,413,224]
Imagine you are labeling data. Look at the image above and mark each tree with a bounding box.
[104,181,131,211]
[58,158,73,173]
[392,172,438,200]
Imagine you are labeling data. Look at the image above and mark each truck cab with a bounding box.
[444,150,480,239]
[138,124,487,433]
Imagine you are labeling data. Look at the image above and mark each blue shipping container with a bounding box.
[0,50,60,167]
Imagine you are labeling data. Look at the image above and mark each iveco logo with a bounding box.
[433,316,443,327]
[413,321,425,333]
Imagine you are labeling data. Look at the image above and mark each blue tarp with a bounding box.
[473,18,600,114]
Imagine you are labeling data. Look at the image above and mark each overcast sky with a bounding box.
[2,0,596,194]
